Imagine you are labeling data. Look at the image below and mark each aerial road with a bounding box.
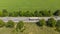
[0,17,60,22]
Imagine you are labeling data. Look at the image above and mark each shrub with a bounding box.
[56,20,60,32]
[53,10,60,16]
[34,11,42,17]
[6,20,15,28]
[40,10,51,17]
[16,21,24,30]
[36,19,46,26]
[56,20,60,27]
[0,20,5,27]
[47,18,56,27]
[2,9,8,17]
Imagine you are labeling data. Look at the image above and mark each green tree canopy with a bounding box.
[0,20,5,27]
[47,18,56,27]
[36,19,46,26]
[16,21,24,30]
[54,10,60,16]
[56,20,60,27]
[6,20,15,28]
[2,9,8,17]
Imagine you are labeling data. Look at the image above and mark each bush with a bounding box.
[36,19,46,26]
[6,20,15,28]
[2,9,8,17]
[34,11,42,17]
[40,10,51,17]
[56,20,60,27]
[0,20,5,27]
[53,10,60,16]
[56,20,60,32]
[47,18,56,27]
[16,21,24,30]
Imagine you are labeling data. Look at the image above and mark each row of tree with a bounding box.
[0,20,24,32]
[0,9,60,17]
[37,18,60,32]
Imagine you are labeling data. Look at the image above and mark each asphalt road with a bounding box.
[0,17,60,22]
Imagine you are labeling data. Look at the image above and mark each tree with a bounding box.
[34,10,39,17]
[2,9,8,17]
[13,11,19,17]
[16,21,24,30]
[8,12,14,17]
[40,10,51,17]
[18,10,25,17]
[0,11,3,17]
[56,20,60,32]
[0,20,5,27]
[24,11,32,17]
[8,11,18,17]
[36,19,46,26]
[47,18,56,27]
[30,11,34,17]
[53,10,60,16]
[34,10,42,17]
[6,20,15,28]
[56,20,60,27]
[48,10,53,16]
[8,12,13,17]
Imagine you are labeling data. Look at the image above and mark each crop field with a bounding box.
[0,0,60,12]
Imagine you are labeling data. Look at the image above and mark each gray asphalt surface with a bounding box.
[0,17,60,22]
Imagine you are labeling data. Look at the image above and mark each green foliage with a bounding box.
[56,20,60,27]
[13,11,19,17]
[18,11,25,17]
[0,20,5,27]
[36,19,46,26]
[0,11,3,17]
[8,11,19,17]
[0,9,54,17]
[40,10,52,17]
[2,9,8,17]
[54,10,60,16]
[47,18,56,27]
[16,21,24,30]
[0,9,60,17]
[24,11,33,17]
[6,20,15,28]
[34,11,42,17]
[56,20,60,32]
[48,10,53,16]
[8,12,16,17]
[8,12,13,17]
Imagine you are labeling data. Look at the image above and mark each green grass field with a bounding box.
[0,0,60,12]
[0,23,60,34]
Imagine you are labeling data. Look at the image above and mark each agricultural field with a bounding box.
[0,0,60,12]
[0,23,60,34]
[0,0,60,34]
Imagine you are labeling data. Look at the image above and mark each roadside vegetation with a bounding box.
[0,20,5,27]
[0,18,60,33]
[47,18,56,27]
[6,20,15,28]
[0,9,60,34]
[16,21,24,32]
[0,9,60,17]
[36,19,46,26]
[56,20,60,32]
